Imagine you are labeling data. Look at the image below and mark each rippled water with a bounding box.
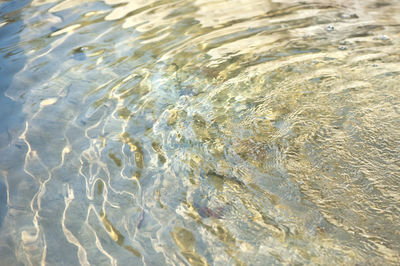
[1,0,400,265]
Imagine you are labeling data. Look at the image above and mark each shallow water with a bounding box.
[0,0,400,265]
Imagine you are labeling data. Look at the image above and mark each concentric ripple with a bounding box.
[0,0,399,265]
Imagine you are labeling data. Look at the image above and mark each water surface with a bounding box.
[0,0,399,265]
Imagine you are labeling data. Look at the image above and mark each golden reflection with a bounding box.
[183,201,245,265]
[108,152,122,167]
[117,107,132,120]
[207,172,224,191]
[155,189,165,209]
[100,210,141,257]
[4,0,400,264]
[151,142,166,164]
[100,210,124,245]
[119,132,144,169]
[166,109,179,126]
[96,180,104,195]
[171,226,208,266]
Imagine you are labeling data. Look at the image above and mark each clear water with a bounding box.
[0,0,399,265]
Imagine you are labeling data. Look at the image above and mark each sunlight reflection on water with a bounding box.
[0,0,399,265]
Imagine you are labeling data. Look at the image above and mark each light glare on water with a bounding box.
[0,0,399,265]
